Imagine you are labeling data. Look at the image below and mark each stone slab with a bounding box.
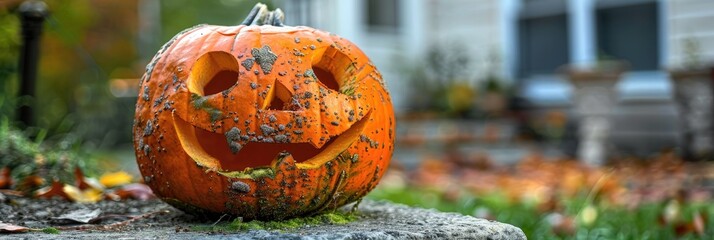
[6,200,525,240]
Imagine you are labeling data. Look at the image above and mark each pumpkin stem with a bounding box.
[241,3,285,27]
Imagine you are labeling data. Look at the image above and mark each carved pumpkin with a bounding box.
[133,4,395,220]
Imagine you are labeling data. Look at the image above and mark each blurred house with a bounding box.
[276,0,714,157]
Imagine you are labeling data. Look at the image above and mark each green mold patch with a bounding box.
[190,93,223,122]
[192,211,357,232]
[218,167,275,179]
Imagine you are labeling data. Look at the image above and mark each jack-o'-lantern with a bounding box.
[133,3,395,220]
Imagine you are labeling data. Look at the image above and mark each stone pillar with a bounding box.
[566,63,625,166]
[671,69,714,160]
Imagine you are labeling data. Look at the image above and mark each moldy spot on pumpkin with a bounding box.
[251,45,277,74]
[303,69,316,79]
[228,142,243,154]
[293,49,306,57]
[142,86,150,101]
[241,58,255,70]
[143,144,151,156]
[274,134,288,143]
[230,181,251,193]
[143,121,154,136]
[260,124,275,135]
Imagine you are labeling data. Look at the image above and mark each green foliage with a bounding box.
[0,118,98,189]
[160,0,274,42]
[368,187,714,240]
[193,211,356,232]
[0,7,20,120]
[0,1,276,147]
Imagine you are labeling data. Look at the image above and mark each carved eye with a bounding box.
[311,45,356,94]
[204,70,239,95]
[314,67,339,92]
[188,51,240,96]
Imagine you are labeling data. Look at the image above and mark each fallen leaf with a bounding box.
[52,208,102,224]
[674,210,708,237]
[0,189,23,197]
[546,212,575,236]
[0,223,29,233]
[692,211,707,236]
[35,180,71,201]
[63,185,103,203]
[0,167,12,189]
[99,171,133,188]
[111,183,155,200]
[75,168,104,191]
[15,175,44,194]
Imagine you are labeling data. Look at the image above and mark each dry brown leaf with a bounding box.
[111,183,155,200]
[74,168,104,191]
[35,180,71,201]
[0,167,12,189]
[674,210,708,237]
[15,175,44,194]
[0,222,29,233]
[546,212,576,236]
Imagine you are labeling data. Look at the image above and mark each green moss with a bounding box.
[192,211,357,232]
[218,167,275,180]
[41,227,60,234]
[321,212,356,224]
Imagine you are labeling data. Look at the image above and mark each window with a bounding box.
[518,14,570,77]
[596,2,659,70]
[365,0,399,33]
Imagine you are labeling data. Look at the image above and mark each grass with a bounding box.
[367,187,714,240]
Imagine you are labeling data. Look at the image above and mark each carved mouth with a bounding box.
[172,112,369,175]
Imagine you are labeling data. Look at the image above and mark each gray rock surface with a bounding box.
[8,200,525,240]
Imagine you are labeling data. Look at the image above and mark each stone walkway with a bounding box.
[4,200,525,240]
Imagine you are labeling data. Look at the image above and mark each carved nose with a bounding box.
[260,80,299,111]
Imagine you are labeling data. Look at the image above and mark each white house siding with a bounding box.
[277,0,507,114]
[666,0,714,68]
[429,0,504,81]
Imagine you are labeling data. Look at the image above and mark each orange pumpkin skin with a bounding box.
[133,6,394,220]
